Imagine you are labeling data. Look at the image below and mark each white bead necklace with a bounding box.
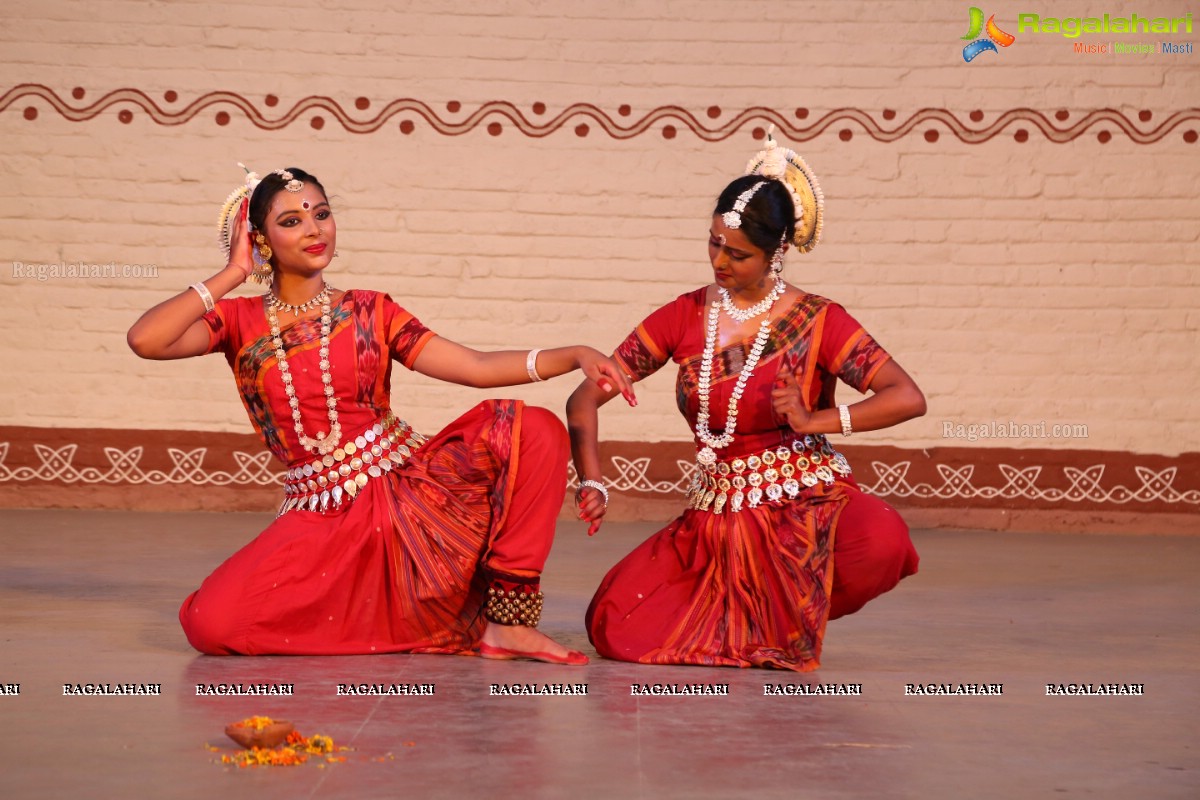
[718,275,785,323]
[695,283,782,466]
[266,284,342,456]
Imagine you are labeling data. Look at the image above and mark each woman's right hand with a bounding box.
[771,367,814,433]
[576,486,608,536]
[226,197,254,281]
[575,347,636,407]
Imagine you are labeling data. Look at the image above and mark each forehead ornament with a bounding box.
[721,181,766,230]
[275,169,304,192]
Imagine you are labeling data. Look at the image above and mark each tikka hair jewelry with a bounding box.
[266,283,342,455]
[721,181,766,230]
[276,169,304,192]
[695,285,783,466]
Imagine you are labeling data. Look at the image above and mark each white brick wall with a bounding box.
[1,0,1198,455]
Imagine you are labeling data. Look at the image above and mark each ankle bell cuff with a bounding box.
[484,575,544,627]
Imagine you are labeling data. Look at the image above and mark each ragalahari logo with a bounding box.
[962,7,1017,61]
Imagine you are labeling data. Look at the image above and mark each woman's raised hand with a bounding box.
[771,364,813,433]
[576,348,637,407]
[227,198,254,281]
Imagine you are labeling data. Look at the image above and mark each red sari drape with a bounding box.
[587,288,917,671]
[179,290,567,656]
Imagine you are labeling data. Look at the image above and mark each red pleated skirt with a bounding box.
[587,481,916,672]
[181,400,525,656]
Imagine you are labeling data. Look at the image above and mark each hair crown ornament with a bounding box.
[216,163,307,284]
[742,125,825,254]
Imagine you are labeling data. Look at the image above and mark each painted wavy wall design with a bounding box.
[3,84,1198,144]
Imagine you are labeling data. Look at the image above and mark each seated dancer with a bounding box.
[567,133,925,671]
[127,165,634,665]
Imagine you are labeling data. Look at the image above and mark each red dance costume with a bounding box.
[587,289,918,671]
[180,290,568,655]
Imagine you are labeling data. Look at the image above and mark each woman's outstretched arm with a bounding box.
[411,337,637,403]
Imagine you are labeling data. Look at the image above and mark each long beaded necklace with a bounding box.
[265,283,342,456]
[695,279,785,466]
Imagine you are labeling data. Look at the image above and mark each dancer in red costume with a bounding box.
[128,166,634,665]
[568,134,925,671]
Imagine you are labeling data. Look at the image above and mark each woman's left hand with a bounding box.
[577,348,637,407]
[575,486,608,536]
[771,368,812,433]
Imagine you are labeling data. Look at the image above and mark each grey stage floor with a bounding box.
[0,509,1197,799]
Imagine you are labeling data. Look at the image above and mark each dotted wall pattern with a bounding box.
[4,84,1198,144]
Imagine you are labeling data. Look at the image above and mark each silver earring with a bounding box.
[768,250,787,275]
[770,232,787,274]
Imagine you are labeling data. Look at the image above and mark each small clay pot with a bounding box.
[225,720,295,749]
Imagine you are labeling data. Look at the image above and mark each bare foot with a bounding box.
[479,623,589,666]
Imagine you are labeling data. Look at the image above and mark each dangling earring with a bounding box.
[770,249,784,274]
[255,233,273,262]
[769,232,787,275]
[250,232,273,284]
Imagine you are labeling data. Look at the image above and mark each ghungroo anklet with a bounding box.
[484,575,545,627]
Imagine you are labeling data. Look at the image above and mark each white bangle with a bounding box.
[526,348,544,383]
[576,479,608,506]
[838,404,853,437]
[190,282,215,313]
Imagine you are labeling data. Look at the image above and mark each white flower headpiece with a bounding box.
[741,125,825,254]
[216,163,307,261]
[215,164,309,284]
[216,163,260,259]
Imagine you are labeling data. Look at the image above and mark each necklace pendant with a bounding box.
[697,446,717,467]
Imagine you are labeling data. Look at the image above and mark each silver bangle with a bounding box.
[576,479,608,506]
[838,404,853,437]
[526,348,544,383]
[190,282,215,313]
